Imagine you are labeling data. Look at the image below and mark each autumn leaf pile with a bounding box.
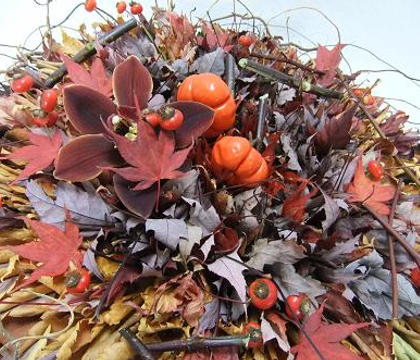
[0,4,420,360]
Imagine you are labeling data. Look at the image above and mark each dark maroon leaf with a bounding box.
[113,55,153,109]
[117,105,137,120]
[313,104,358,155]
[113,174,157,219]
[63,84,116,134]
[54,134,123,181]
[171,101,215,148]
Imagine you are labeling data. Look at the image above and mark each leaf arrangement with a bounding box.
[0,3,420,360]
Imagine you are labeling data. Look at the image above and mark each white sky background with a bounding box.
[0,0,419,127]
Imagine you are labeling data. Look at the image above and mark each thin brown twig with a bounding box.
[210,13,272,37]
[250,52,325,75]
[363,204,420,270]
[388,179,402,319]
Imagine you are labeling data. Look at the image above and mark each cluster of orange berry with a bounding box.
[84,0,143,15]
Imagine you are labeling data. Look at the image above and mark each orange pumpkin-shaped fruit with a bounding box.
[211,136,269,186]
[177,73,236,137]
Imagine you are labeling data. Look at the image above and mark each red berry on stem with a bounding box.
[66,268,91,293]
[367,160,384,181]
[130,2,143,15]
[248,278,278,310]
[116,1,127,13]
[40,89,58,113]
[143,112,161,128]
[160,107,184,131]
[285,294,310,321]
[84,0,97,12]
[238,34,252,47]
[11,74,34,93]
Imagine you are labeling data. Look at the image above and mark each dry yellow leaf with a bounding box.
[0,227,34,246]
[96,256,119,281]
[81,330,134,360]
[39,275,67,294]
[99,295,140,326]
[137,315,187,337]
[25,325,51,360]
[20,319,49,354]
[61,30,85,56]
[0,249,16,263]
[7,302,47,318]
[0,254,18,281]
[56,323,79,360]
[0,284,49,312]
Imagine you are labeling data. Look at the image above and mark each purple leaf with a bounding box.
[113,174,157,219]
[319,188,341,232]
[247,238,306,271]
[83,237,105,281]
[182,197,220,235]
[54,134,123,181]
[26,180,112,235]
[272,263,326,299]
[63,84,116,134]
[197,297,220,333]
[113,55,153,109]
[171,101,215,148]
[207,250,248,303]
[145,219,188,250]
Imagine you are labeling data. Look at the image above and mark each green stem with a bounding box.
[43,18,138,88]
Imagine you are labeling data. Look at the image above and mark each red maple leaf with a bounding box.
[3,216,83,290]
[62,55,112,97]
[291,302,368,360]
[315,43,345,86]
[1,131,62,185]
[283,182,318,222]
[346,157,395,215]
[109,120,192,194]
